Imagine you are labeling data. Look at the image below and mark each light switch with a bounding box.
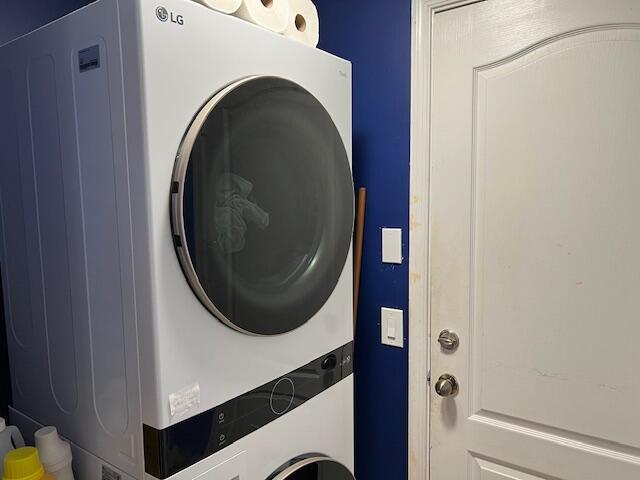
[381,307,404,348]
[382,228,403,264]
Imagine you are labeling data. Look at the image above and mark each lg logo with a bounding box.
[155,6,168,21]
[156,6,184,25]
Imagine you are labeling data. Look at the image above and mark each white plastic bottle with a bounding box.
[34,427,74,480]
[0,417,25,478]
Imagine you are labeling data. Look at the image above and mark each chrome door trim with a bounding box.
[170,75,266,336]
[271,457,354,480]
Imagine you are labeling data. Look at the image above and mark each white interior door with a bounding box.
[429,1,640,479]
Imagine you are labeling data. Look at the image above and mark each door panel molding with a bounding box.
[470,455,559,480]
[474,23,640,75]
[470,412,640,463]
[466,416,640,479]
[469,25,640,449]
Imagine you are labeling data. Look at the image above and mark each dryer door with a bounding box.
[269,457,355,480]
[171,76,354,336]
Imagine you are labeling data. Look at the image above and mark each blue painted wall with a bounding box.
[0,1,92,46]
[313,2,412,479]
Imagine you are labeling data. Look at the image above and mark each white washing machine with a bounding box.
[147,376,355,480]
[0,0,354,478]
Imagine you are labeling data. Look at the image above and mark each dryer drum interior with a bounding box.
[171,76,354,336]
[269,456,355,480]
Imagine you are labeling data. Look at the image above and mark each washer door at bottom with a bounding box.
[270,457,355,480]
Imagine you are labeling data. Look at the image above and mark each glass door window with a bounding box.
[171,77,353,335]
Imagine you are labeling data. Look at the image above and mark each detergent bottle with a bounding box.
[34,428,74,480]
[0,419,25,478]
[2,447,53,480]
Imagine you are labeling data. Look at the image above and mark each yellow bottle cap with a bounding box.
[3,447,45,480]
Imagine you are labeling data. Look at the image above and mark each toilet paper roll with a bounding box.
[283,0,319,47]
[234,0,291,33]
[193,0,242,14]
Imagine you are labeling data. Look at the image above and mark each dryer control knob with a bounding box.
[321,354,338,370]
[270,377,295,415]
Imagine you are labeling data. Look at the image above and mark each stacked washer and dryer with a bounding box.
[0,0,355,479]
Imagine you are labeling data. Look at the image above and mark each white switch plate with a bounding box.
[382,228,403,264]
[381,307,404,348]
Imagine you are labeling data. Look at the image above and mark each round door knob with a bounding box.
[435,374,459,397]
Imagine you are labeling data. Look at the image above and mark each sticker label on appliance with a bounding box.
[79,45,100,72]
[102,465,121,480]
[169,382,201,417]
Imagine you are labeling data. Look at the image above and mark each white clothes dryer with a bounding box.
[0,0,354,478]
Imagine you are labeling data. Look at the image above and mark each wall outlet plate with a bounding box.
[382,228,403,264]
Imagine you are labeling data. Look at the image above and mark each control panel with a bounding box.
[143,342,354,479]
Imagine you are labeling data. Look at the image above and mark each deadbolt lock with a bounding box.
[437,329,459,351]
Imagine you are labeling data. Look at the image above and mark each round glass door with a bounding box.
[269,457,355,480]
[171,76,354,336]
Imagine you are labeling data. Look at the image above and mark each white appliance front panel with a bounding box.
[134,0,353,429]
[151,376,354,480]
